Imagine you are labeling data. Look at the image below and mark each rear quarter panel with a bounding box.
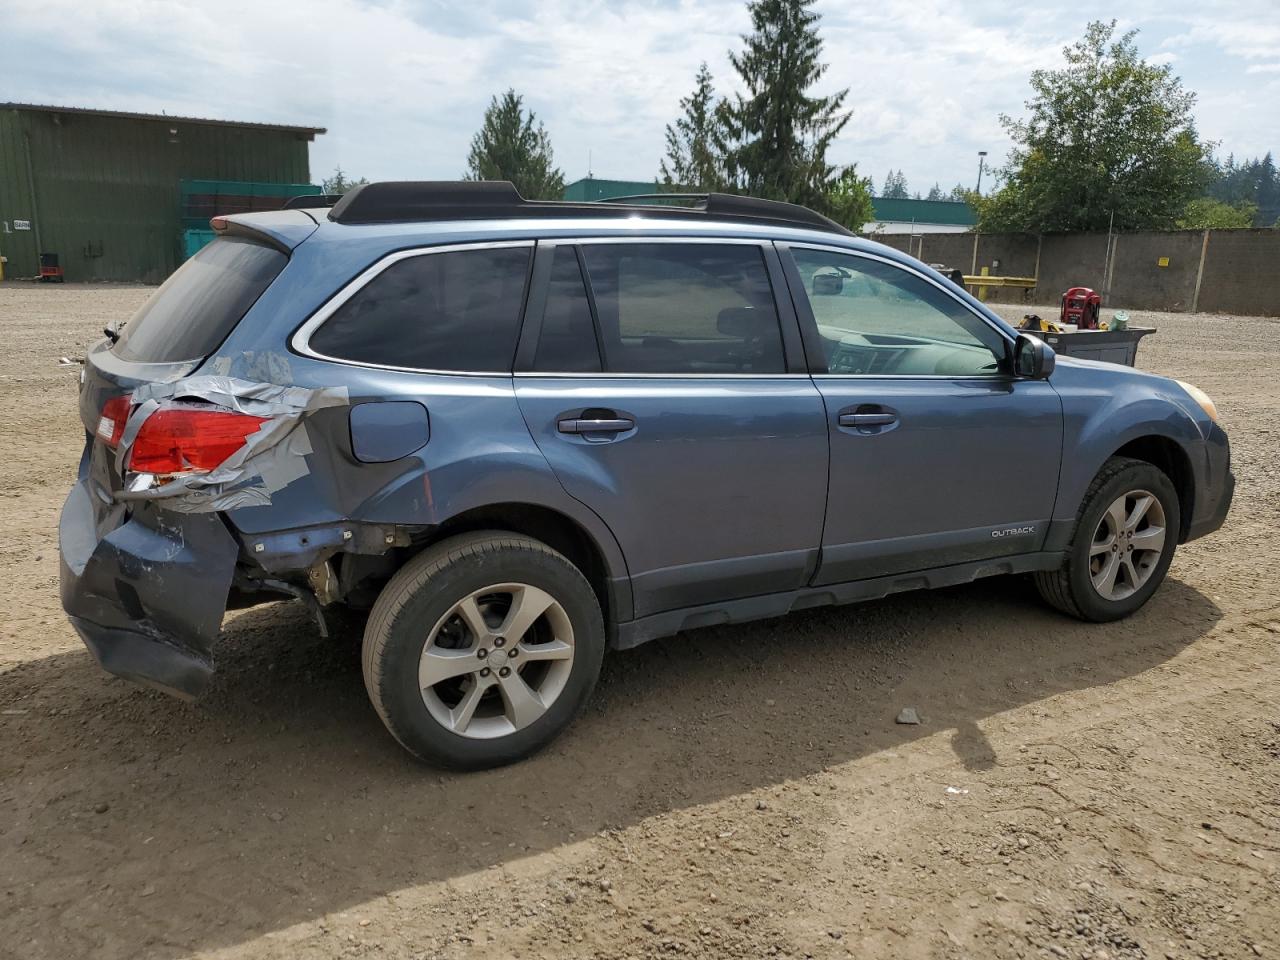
[198,236,632,610]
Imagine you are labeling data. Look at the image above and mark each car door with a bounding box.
[779,242,1063,585]
[514,238,829,619]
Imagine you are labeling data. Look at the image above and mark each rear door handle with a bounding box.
[838,412,897,428]
[557,417,635,434]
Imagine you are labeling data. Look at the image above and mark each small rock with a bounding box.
[140,884,155,898]
[598,878,612,892]
[828,930,843,940]
[642,920,657,933]
[564,891,576,904]
[1049,946,1067,958]
[756,799,768,811]
[93,802,109,814]
[268,811,284,822]
[358,919,371,927]
[1017,836,1029,849]
[895,707,921,725]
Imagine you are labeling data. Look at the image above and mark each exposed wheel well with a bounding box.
[1112,436,1195,542]
[431,504,614,619]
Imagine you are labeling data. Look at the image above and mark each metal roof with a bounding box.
[1,102,326,136]
[870,197,976,226]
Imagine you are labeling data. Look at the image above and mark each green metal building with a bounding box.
[0,103,325,283]
[561,176,977,233]
[562,177,661,202]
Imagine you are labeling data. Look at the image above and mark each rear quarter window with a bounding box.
[112,238,286,363]
[307,245,532,372]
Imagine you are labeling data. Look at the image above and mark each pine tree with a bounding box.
[925,183,944,201]
[321,166,368,195]
[464,90,565,200]
[659,63,728,190]
[722,0,850,210]
[1256,152,1280,225]
[880,169,909,198]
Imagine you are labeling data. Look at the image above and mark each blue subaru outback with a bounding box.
[59,182,1233,769]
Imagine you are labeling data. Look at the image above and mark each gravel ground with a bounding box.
[0,284,1276,960]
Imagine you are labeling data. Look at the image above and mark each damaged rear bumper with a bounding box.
[59,465,239,699]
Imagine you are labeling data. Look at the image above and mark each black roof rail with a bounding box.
[326,181,852,236]
[282,193,343,210]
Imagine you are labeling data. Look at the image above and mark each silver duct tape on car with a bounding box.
[113,375,349,513]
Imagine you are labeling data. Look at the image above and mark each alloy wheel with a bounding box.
[417,583,575,739]
[1089,489,1167,601]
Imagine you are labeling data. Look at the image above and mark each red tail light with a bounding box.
[128,407,269,475]
[97,395,131,448]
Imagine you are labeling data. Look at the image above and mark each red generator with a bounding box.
[1060,286,1101,329]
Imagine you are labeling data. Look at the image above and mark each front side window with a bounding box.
[790,248,1005,377]
[309,245,531,371]
[580,243,785,374]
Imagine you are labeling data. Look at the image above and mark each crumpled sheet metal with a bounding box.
[114,375,349,513]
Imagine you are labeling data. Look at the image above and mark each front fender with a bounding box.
[1049,359,1209,535]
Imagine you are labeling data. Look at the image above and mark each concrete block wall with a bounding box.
[860,227,1279,316]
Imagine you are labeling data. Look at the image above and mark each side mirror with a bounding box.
[812,272,844,296]
[1013,333,1055,379]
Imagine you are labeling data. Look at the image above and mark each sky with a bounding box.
[3,0,1278,196]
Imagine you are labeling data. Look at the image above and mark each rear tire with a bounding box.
[362,531,605,769]
[1034,457,1180,622]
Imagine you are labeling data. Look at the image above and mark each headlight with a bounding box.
[1176,380,1219,423]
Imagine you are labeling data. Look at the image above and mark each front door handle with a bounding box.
[557,417,635,434]
[838,412,897,428]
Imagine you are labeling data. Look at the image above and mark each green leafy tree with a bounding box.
[321,166,368,195]
[1177,197,1257,229]
[925,182,943,201]
[978,21,1208,233]
[826,165,875,232]
[721,0,850,211]
[660,63,730,190]
[465,90,565,200]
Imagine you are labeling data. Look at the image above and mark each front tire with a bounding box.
[362,531,605,769]
[1035,457,1180,622]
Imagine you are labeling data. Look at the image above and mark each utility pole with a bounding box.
[975,151,988,195]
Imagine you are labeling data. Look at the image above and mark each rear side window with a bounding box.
[580,243,784,374]
[309,245,532,372]
[533,247,601,373]
[113,238,286,363]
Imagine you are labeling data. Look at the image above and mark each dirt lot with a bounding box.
[0,284,1276,960]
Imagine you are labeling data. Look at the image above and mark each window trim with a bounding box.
[290,240,535,376]
[777,241,1016,380]
[516,236,806,379]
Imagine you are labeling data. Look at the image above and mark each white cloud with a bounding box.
[1,0,1277,196]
